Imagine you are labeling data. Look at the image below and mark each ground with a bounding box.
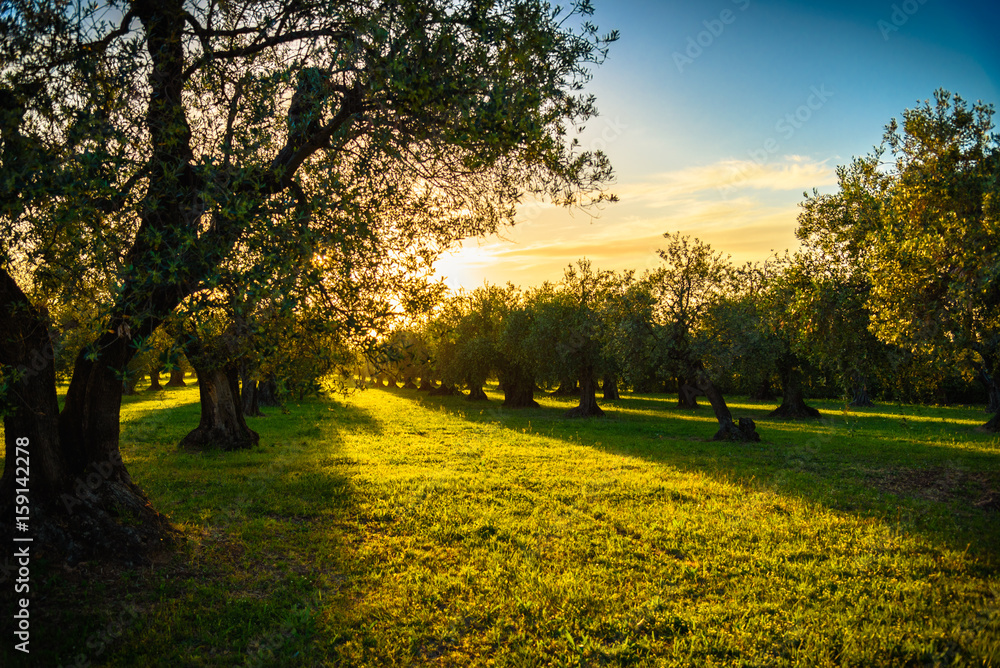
[1,385,998,666]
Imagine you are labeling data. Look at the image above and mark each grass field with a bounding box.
[3,384,1000,666]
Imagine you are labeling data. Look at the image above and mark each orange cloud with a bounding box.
[435,157,835,290]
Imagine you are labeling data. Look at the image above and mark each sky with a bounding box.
[434,0,1000,291]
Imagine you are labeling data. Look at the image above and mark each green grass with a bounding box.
[3,385,1000,666]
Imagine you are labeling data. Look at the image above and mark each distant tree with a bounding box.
[783,250,896,407]
[643,233,733,407]
[527,261,614,417]
[755,256,823,419]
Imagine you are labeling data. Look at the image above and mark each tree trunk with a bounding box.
[148,366,163,391]
[240,364,264,417]
[466,384,489,401]
[122,370,141,396]
[566,366,603,418]
[429,382,456,396]
[180,363,259,451]
[417,377,435,391]
[984,411,1000,432]
[1,270,175,565]
[550,377,578,396]
[257,376,280,406]
[694,374,760,442]
[601,374,620,401]
[677,378,700,408]
[980,367,1000,414]
[502,366,539,408]
[850,386,874,407]
[769,358,821,419]
[847,370,874,407]
[166,366,186,387]
[750,377,776,401]
[401,375,418,390]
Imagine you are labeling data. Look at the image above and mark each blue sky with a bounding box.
[436,0,1000,289]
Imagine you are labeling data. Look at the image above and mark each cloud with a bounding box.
[434,156,834,289]
[616,155,837,207]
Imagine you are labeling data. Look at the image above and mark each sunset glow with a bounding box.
[434,0,1000,289]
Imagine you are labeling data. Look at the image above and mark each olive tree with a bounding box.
[799,90,1000,429]
[0,0,617,560]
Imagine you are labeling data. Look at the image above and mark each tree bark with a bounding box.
[240,363,264,417]
[180,362,259,451]
[601,374,620,401]
[550,377,578,396]
[429,382,456,396]
[122,370,141,396]
[847,370,874,407]
[769,357,821,419]
[148,366,163,391]
[501,366,539,408]
[980,367,1000,414]
[677,378,700,408]
[257,376,280,406]
[750,377,776,401]
[566,366,603,417]
[466,384,489,401]
[166,366,186,387]
[694,374,760,442]
[984,411,1000,432]
[417,377,435,391]
[1,270,175,564]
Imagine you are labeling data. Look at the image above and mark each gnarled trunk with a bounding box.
[769,357,821,419]
[984,411,1000,432]
[501,365,539,408]
[1,270,174,565]
[980,367,1000,415]
[677,378,700,408]
[166,366,186,387]
[550,376,578,396]
[602,374,620,401]
[122,370,141,396]
[566,366,603,418]
[848,370,874,407]
[148,365,163,391]
[258,376,280,406]
[240,363,264,417]
[466,384,488,401]
[694,374,760,442]
[180,362,259,451]
[750,377,776,401]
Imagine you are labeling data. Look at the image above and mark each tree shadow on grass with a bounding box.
[388,385,1000,563]
[1,391,377,668]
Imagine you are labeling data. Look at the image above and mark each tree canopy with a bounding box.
[0,0,619,561]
